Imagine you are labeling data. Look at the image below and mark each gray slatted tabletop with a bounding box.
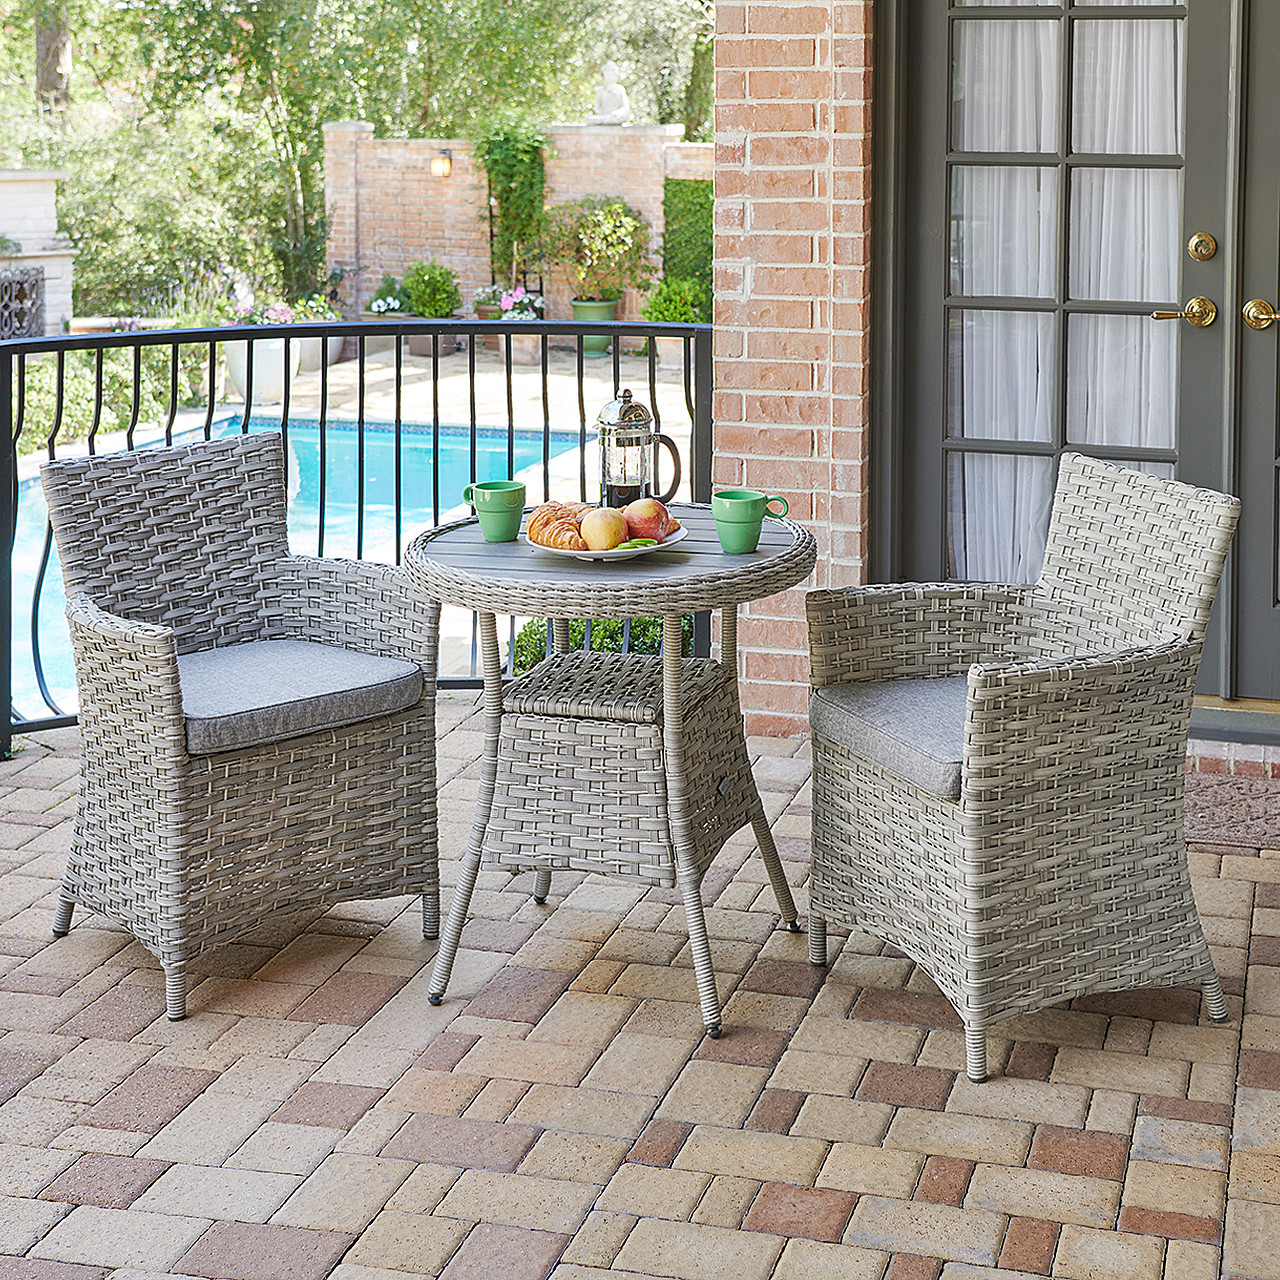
[404,502,817,1036]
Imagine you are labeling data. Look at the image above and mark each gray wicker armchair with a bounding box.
[806,453,1240,1082]
[41,432,440,1020]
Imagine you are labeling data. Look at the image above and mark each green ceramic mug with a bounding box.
[463,480,526,542]
[712,489,789,554]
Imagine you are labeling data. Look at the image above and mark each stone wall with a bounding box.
[324,122,710,324]
[714,0,873,736]
[0,170,76,335]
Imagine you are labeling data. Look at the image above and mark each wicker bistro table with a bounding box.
[405,503,817,1036]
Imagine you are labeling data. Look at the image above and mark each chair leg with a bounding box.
[678,871,723,1037]
[428,849,482,1005]
[532,867,552,904]
[1203,972,1230,1023]
[422,884,440,941]
[749,806,801,931]
[965,1024,987,1083]
[52,891,75,937]
[808,915,828,966]
[164,964,187,1021]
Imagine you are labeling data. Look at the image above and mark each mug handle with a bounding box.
[462,483,475,506]
[764,495,789,519]
[654,433,683,504]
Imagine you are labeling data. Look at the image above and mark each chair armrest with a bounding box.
[65,593,188,765]
[806,582,1034,686]
[963,639,1202,791]
[259,556,440,671]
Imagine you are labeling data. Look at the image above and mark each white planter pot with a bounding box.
[225,337,302,405]
[510,331,543,365]
[298,334,344,373]
[655,335,686,370]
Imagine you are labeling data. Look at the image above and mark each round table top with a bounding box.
[404,503,817,617]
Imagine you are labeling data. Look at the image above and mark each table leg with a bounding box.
[532,616,571,905]
[428,610,503,1005]
[720,606,801,932]
[663,613,722,1037]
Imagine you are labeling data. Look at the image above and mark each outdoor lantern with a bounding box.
[596,389,681,508]
[430,149,452,179]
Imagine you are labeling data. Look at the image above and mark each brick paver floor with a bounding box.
[0,697,1276,1279]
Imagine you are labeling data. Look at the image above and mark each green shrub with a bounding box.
[401,261,462,318]
[642,277,710,325]
[662,178,712,295]
[540,197,652,302]
[512,614,693,675]
[476,127,546,286]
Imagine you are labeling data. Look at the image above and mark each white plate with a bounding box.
[524,523,689,562]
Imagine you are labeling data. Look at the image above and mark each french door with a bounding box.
[882,0,1280,707]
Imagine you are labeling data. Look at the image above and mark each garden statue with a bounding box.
[585,61,631,125]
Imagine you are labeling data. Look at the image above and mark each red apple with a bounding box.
[623,497,670,541]
[579,505,629,551]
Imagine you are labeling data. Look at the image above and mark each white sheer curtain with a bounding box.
[948,15,1183,582]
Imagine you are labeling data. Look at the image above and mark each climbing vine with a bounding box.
[475,127,547,286]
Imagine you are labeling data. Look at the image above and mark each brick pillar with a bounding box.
[714,0,872,736]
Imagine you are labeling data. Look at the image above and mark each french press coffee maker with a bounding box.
[596,388,681,508]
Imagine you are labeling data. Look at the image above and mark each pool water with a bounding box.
[14,416,581,719]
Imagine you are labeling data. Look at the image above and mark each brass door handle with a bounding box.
[1150,297,1217,327]
[1243,299,1280,330]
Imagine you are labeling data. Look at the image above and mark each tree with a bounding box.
[34,3,70,107]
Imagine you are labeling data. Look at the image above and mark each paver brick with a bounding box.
[598,1162,711,1220]
[29,1204,212,1270]
[37,1152,169,1207]
[133,1163,302,1222]
[690,1173,759,1227]
[436,1168,600,1233]
[438,1221,570,1280]
[613,1217,784,1280]
[381,1111,540,1171]
[817,1142,922,1198]
[964,1163,1120,1228]
[173,1220,355,1280]
[773,1237,889,1280]
[742,1181,856,1241]
[1053,1223,1163,1280]
[843,1196,1005,1267]
[673,1124,828,1185]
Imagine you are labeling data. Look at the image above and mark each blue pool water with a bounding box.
[14,416,581,719]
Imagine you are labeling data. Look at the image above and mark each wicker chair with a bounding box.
[41,432,440,1019]
[806,453,1240,1082]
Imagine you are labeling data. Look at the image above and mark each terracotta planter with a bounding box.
[475,301,501,351]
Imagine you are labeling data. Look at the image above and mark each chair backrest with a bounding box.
[1026,452,1240,658]
[42,432,290,654]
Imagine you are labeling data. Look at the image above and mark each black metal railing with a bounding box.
[0,317,714,756]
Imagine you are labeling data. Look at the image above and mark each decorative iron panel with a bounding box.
[0,267,44,339]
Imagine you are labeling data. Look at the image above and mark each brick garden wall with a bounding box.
[715,1,873,735]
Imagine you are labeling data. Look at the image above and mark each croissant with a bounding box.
[537,518,588,551]
[526,501,589,550]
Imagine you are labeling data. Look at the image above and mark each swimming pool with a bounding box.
[14,415,583,719]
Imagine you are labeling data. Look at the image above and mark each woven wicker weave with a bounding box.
[405,507,817,1035]
[41,433,440,1019]
[807,454,1241,1081]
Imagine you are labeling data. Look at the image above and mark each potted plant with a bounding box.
[473,283,505,350]
[292,292,343,372]
[402,260,463,356]
[641,276,710,368]
[541,196,651,356]
[221,297,299,405]
[497,285,545,364]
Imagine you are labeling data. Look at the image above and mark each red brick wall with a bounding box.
[714,0,873,735]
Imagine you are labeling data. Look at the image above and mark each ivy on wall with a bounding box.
[475,127,547,286]
[662,177,712,295]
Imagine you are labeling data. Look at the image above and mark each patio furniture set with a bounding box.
[36,433,1240,1083]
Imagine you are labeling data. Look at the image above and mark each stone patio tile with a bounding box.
[37,1152,170,1207]
[597,1162,712,1221]
[224,1121,343,1175]
[0,1141,80,1195]
[1028,1124,1129,1180]
[742,1181,857,1242]
[381,1111,540,1171]
[654,1060,769,1127]
[842,1196,1005,1266]
[1124,1158,1225,1217]
[55,988,169,1042]
[381,1066,487,1116]
[442,1222,565,1280]
[518,1131,631,1185]
[1162,1239,1223,1280]
[47,1125,150,1157]
[817,1142,923,1198]
[0,1193,70,1253]
[1226,1198,1280,1280]
[790,1094,894,1146]
[29,1205,212,1270]
[964,1163,1120,1227]
[455,1035,598,1086]
[0,1094,88,1145]
[691,1173,758,1227]
[768,1048,867,1097]
[773,1237,889,1280]
[509,1083,656,1139]
[791,1015,926,1065]
[0,1259,106,1280]
[465,967,574,1024]
[997,1215,1059,1273]
[580,1031,695,1096]
[1130,1114,1230,1169]
[612,1217,783,1280]
[1051,1047,1190,1096]
[77,1065,217,1134]
[206,1055,316,1102]
[1231,1151,1280,1205]
[857,1061,955,1111]
[193,977,312,1018]
[173,1220,355,1280]
[945,1076,1090,1128]
[270,1081,384,1129]
[1146,1022,1239,1065]
[717,989,811,1032]
[39,1039,155,1086]
[269,1152,416,1232]
[436,1168,601,1233]
[461,1076,528,1121]
[133,1163,301,1222]
[526,992,636,1047]
[559,1209,637,1268]
[382,1161,463,1216]
[673,1126,828,1185]
[252,934,365,988]
[342,1209,469,1274]
[1086,1089,1139,1136]
[135,1093,277,1165]
[1117,1204,1220,1243]
[1053,1224,1164,1280]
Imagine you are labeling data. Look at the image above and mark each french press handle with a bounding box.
[654,433,682,504]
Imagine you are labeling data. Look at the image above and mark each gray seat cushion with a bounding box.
[178,639,424,755]
[810,676,969,801]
